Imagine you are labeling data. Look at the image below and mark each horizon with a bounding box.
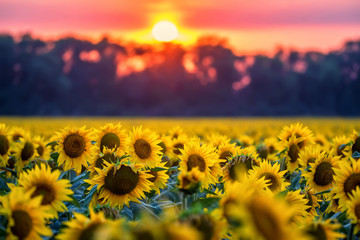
[1,0,360,55]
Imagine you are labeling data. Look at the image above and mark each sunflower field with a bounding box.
[1,118,360,240]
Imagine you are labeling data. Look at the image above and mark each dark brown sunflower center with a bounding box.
[158,142,167,155]
[0,135,10,155]
[134,139,151,159]
[344,173,360,198]
[269,146,275,154]
[288,144,300,163]
[187,154,206,172]
[306,224,326,240]
[352,137,360,156]
[173,143,184,155]
[36,145,44,157]
[63,133,86,158]
[31,184,56,205]
[78,223,102,240]
[95,153,116,169]
[257,146,268,159]
[316,140,324,146]
[11,210,33,240]
[104,166,140,195]
[248,202,283,240]
[6,157,16,169]
[337,145,346,158]
[12,134,22,141]
[100,133,120,152]
[147,170,158,182]
[355,205,360,219]
[21,142,34,161]
[259,173,280,191]
[313,162,334,186]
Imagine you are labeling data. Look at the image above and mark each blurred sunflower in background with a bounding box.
[298,145,323,171]
[33,136,50,160]
[345,186,360,233]
[330,135,351,159]
[13,137,38,172]
[350,130,360,159]
[302,219,345,240]
[56,126,94,173]
[146,161,169,194]
[128,126,162,167]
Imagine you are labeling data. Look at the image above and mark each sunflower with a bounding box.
[249,160,288,193]
[303,154,340,193]
[278,123,314,149]
[303,219,345,240]
[180,213,222,240]
[0,123,10,166]
[158,135,173,157]
[87,162,152,207]
[17,164,73,217]
[302,188,320,217]
[146,161,169,194]
[88,147,118,176]
[33,136,50,160]
[178,167,205,194]
[55,126,94,173]
[95,123,128,155]
[345,186,360,233]
[127,126,162,168]
[178,139,218,185]
[282,135,305,172]
[0,187,52,240]
[170,135,188,159]
[333,158,360,211]
[9,127,30,142]
[206,133,231,149]
[314,134,328,148]
[12,137,38,172]
[168,126,185,140]
[57,210,107,240]
[222,147,260,182]
[242,192,305,240]
[216,142,238,167]
[330,135,351,159]
[298,145,324,171]
[283,190,310,223]
[325,193,341,214]
[238,134,254,148]
[351,130,360,159]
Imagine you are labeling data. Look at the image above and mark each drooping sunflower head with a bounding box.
[278,123,314,149]
[18,164,73,217]
[95,123,128,155]
[179,138,218,185]
[1,187,52,240]
[88,147,118,175]
[57,210,108,240]
[222,147,260,182]
[303,154,340,193]
[128,126,162,168]
[334,158,360,211]
[87,162,152,207]
[216,142,239,167]
[56,126,94,173]
[298,145,324,171]
[249,160,287,193]
[0,123,10,164]
[330,135,351,159]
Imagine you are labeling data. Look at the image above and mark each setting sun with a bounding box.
[152,21,178,42]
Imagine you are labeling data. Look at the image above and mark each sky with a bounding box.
[1,0,360,54]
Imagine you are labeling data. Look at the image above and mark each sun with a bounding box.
[152,21,178,42]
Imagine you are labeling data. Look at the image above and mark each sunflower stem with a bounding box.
[182,193,188,211]
[348,223,355,240]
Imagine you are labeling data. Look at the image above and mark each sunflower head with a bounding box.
[56,126,94,173]
[278,123,314,149]
[178,167,204,194]
[96,123,128,155]
[351,130,360,159]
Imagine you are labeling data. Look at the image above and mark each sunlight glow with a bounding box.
[152,21,178,42]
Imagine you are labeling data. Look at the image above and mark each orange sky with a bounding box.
[1,0,360,54]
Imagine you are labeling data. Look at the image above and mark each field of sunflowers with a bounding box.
[1,117,360,240]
